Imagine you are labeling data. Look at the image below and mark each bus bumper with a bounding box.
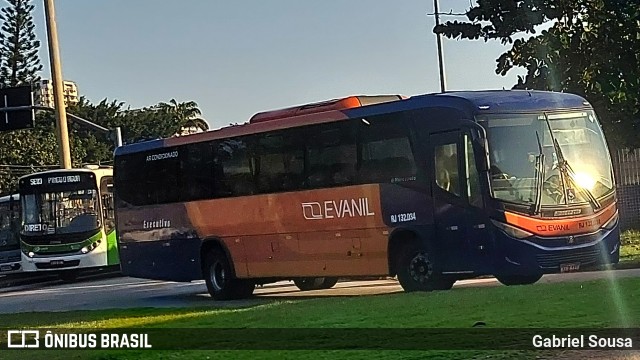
[0,250,22,274]
[0,262,22,274]
[493,223,620,275]
[21,246,108,272]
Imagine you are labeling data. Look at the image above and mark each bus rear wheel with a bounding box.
[294,277,323,291]
[319,277,338,289]
[495,274,542,286]
[396,242,450,292]
[203,249,254,300]
[294,277,338,291]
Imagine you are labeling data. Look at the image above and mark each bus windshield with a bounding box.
[22,189,100,235]
[0,202,19,249]
[480,111,614,207]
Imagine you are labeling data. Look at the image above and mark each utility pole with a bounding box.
[434,0,447,93]
[44,0,72,169]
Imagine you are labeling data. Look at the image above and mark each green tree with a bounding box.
[0,96,207,193]
[0,114,58,192]
[157,99,209,134]
[66,97,202,165]
[434,0,640,147]
[0,0,44,192]
[0,0,42,87]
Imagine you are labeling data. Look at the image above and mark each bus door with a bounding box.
[429,129,490,273]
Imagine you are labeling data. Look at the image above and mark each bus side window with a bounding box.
[141,147,181,204]
[0,205,7,232]
[256,131,305,193]
[306,123,357,188]
[358,115,417,184]
[464,133,483,207]
[434,143,460,196]
[101,177,116,233]
[181,141,215,201]
[214,137,257,197]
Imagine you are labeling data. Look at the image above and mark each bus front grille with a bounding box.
[35,260,80,269]
[536,248,601,268]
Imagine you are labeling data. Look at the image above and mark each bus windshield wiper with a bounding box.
[543,113,601,211]
[530,131,545,216]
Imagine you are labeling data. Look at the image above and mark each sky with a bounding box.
[30,0,527,130]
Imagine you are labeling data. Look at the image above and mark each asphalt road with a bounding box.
[0,268,639,314]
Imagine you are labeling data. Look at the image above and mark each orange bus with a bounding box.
[114,91,619,300]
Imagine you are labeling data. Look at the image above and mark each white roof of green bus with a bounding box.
[17,166,113,181]
[0,193,19,203]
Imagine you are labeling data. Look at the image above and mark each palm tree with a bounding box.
[157,99,209,135]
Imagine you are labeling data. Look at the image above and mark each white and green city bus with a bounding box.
[18,166,118,281]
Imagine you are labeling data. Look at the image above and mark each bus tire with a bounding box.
[233,279,256,299]
[396,241,443,292]
[203,249,254,300]
[495,274,542,286]
[432,277,456,290]
[293,277,326,291]
[58,270,79,283]
[318,277,339,289]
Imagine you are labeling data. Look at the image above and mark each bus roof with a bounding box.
[433,90,589,113]
[0,193,18,203]
[17,166,113,182]
[114,90,590,156]
[248,95,405,123]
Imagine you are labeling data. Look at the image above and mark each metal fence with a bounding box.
[613,148,640,230]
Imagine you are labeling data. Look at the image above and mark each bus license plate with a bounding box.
[0,265,12,272]
[560,263,580,273]
[50,260,64,266]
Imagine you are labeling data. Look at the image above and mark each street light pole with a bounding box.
[44,0,72,169]
[434,0,447,93]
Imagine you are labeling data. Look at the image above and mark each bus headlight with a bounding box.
[81,240,101,254]
[490,219,534,239]
[27,252,35,258]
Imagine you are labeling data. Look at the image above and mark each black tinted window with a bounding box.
[115,154,148,206]
[181,141,215,201]
[358,116,417,184]
[306,123,357,188]
[115,112,420,206]
[145,148,181,204]
[256,132,305,193]
[214,137,256,196]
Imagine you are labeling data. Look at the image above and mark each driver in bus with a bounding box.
[435,146,451,192]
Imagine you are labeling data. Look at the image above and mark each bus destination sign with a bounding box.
[20,172,96,192]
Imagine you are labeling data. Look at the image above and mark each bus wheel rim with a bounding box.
[409,253,432,283]
[211,261,226,291]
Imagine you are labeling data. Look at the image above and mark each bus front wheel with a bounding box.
[203,249,254,300]
[396,242,451,292]
[495,274,542,286]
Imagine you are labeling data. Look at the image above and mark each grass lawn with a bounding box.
[1,276,639,360]
[620,230,640,267]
